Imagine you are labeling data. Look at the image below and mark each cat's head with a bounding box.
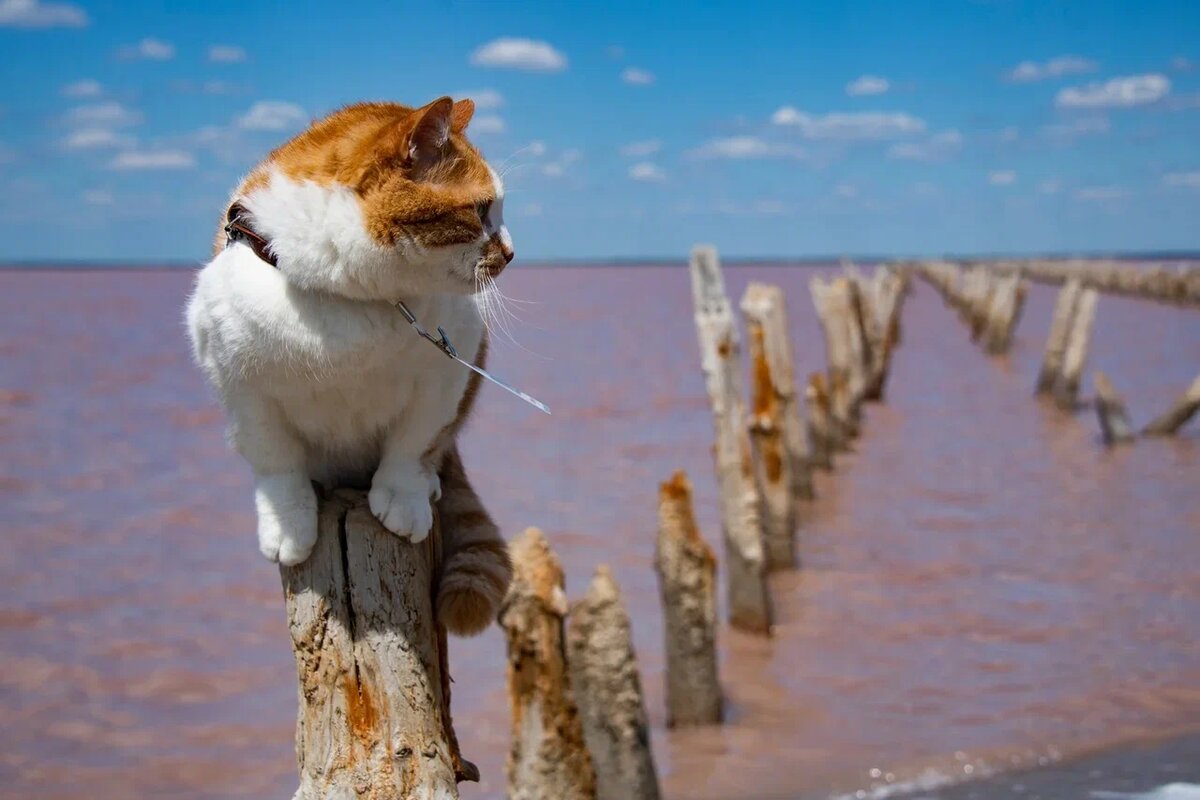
[240,98,513,300]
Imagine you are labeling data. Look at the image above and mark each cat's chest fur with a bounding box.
[190,242,483,485]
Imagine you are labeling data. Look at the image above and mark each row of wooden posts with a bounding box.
[915,262,1200,445]
[986,258,1200,308]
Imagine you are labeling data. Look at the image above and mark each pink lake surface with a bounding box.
[1,264,1198,799]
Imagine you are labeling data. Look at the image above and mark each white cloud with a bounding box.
[208,44,246,63]
[620,139,661,157]
[771,107,925,139]
[1005,55,1098,83]
[629,162,665,182]
[542,163,563,177]
[1171,56,1193,72]
[834,182,858,199]
[1056,74,1170,109]
[1042,116,1110,139]
[109,150,195,170]
[0,0,86,27]
[82,189,113,206]
[846,75,889,96]
[118,37,175,61]
[1038,178,1063,195]
[236,101,306,131]
[989,170,1016,186]
[61,79,101,98]
[65,102,142,128]
[455,89,504,109]
[524,140,547,157]
[471,114,505,134]
[1163,171,1200,188]
[998,126,1019,144]
[887,129,962,161]
[470,37,567,72]
[621,67,655,86]
[1074,186,1124,201]
[63,128,135,150]
[689,136,806,160]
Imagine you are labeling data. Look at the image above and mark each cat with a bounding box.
[186,97,512,635]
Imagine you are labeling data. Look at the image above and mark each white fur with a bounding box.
[187,169,500,565]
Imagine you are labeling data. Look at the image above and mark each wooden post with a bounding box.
[1093,371,1136,445]
[810,277,862,433]
[654,471,722,727]
[1142,375,1200,436]
[1055,288,1098,410]
[567,566,661,800]
[864,267,905,400]
[741,282,803,570]
[982,273,1026,355]
[805,372,839,466]
[1036,278,1083,395]
[281,490,475,800]
[689,245,772,634]
[500,528,597,800]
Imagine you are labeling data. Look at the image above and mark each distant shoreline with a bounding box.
[2,252,1200,272]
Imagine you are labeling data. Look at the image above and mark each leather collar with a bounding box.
[224,202,278,267]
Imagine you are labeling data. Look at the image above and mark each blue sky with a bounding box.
[1,0,1198,262]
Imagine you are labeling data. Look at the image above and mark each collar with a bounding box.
[224,202,278,267]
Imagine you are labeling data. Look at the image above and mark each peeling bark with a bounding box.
[689,245,772,635]
[567,567,661,800]
[654,471,722,728]
[281,490,473,800]
[500,528,597,800]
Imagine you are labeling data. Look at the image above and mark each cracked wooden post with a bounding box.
[655,471,722,727]
[689,245,772,635]
[500,527,597,800]
[281,490,475,800]
[742,282,804,570]
[567,566,661,800]
[1036,278,1083,395]
[805,372,838,467]
[1142,375,1200,436]
[811,277,860,435]
[1093,371,1135,445]
[864,267,905,400]
[1055,288,1098,410]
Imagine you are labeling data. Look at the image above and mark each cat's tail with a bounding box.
[434,445,512,636]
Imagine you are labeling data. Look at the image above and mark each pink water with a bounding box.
[1,265,1198,799]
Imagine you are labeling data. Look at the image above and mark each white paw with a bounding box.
[254,474,318,566]
[369,480,435,542]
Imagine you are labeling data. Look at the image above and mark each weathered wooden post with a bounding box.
[281,491,475,800]
[1036,278,1083,395]
[567,566,661,800]
[805,372,839,465]
[654,471,722,727]
[1093,371,1136,445]
[741,282,804,570]
[864,267,905,400]
[1055,288,1099,410]
[689,245,772,634]
[983,273,1026,355]
[500,528,597,800]
[810,277,862,433]
[1142,375,1200,436]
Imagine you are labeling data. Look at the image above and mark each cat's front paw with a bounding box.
[368,481,435,542]
[255,474,318,566]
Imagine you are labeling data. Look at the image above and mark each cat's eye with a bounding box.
[475,200,492,222]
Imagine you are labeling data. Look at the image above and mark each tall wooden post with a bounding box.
[281,491,475,800]
[1055,288,1098,409]
[655,471,722,727]
[567,567,661,800]
[1036,278,1083,395]
[1093,371,1135,445]
[805,372,839,466]
[741,282,806,570]
[689,245,772,634]
[500,528,597,800]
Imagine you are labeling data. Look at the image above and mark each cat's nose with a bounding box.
[501,244,515,264]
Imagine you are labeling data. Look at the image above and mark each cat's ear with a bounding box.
[406,96,454,165]
[451,99,474,133]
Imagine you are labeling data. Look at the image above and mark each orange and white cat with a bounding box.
[186,97,512,635]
